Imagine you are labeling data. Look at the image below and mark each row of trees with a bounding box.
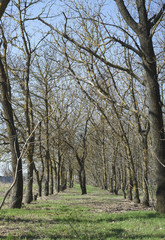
[0,0,165,213]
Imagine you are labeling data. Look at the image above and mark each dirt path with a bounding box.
[0,184,153,213]
[39,188,153,214]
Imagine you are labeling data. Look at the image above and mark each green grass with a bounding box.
[0,185,165,239]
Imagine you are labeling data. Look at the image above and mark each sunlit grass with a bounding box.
[0,185,165,239]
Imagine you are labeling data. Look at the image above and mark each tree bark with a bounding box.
[0,0,10,20]
[57,151,61,193]
[24,61,35,204]
[120,167,127,199]
[44,80,50,196]
[142,134,149,206]
[69,162,74,188]
[50,159,54,194]
[34,122,44,197]
[44,150,50,196]
[25,156,34,203]
[139,30,165,213]
[0,58,23,208]
[125,144,140,203]
[54,161,58,192]
[61,163,67,191]
[102,141,108,190]
[79,166,87,195]
[127,164,133,201]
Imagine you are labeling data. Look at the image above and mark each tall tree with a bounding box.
[115,0,165,213]
[8,0,47,202]
[0,44,23,209]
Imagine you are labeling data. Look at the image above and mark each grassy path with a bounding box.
[0,185,165,239]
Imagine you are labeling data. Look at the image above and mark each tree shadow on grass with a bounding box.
[0,211,164,225]
[96,211,162,223]
[0,229,165,240]
[0,211,165,239]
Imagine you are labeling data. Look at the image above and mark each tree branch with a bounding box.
[149,4,165,28]
[114,0,139,34]
[38,17,142,83]
[111,36,142,57]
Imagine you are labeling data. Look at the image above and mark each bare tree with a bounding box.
[0,21,23,208]
[38,0,165,212]
[115,0,165,213]
[0,58,23,208]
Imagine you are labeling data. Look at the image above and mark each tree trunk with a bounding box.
[109,164,117,194]
[135,17,165,212]
[125,143,140,203]
[113,165,118,195]
[22,53,35,204]
[141,134,149,207]
[50,159,54,194]
[101,120,108,190]
[109,173,113,193]
[54,161,58,192]
[0,58,23,208]
[34,161,43,197]
[79,166,87,195]
[34,121,44,197]
[24,138,34,204]
[10,158,23,208]
[127,164,133,201]
[44,150,50,196]
[25,158,33,203]
[110,144,118,194]
[61,166,67,191]
[57,154,61,193]
[25,135,34,203]
[120,167,126,199]
[38,180,42,197]
[44,80,50,196]
[69,165,74,188]
[139,36,165,212]
[102,144,107,190]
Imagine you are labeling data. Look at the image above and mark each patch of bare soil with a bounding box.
[87,198,152,213]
